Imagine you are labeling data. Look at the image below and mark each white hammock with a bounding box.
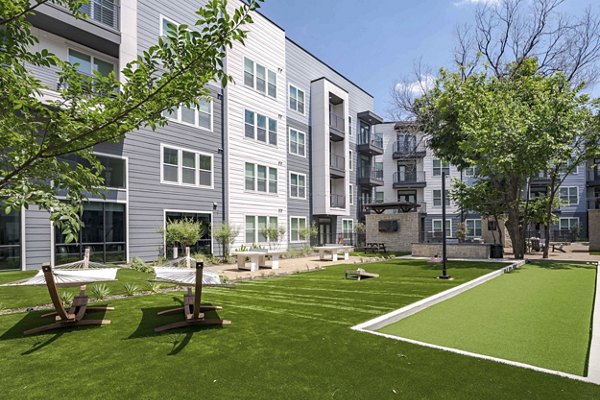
[154,267,221,286]
[1,268,118,287]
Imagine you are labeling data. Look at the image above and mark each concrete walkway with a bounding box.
[507,242,600,262]
[205,253,371,282]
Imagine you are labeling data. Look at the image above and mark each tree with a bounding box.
[417,58,599,259]
[162,218,206,250]
[260,225,286,250]
[0,0,262,241]
[213,222,240,258]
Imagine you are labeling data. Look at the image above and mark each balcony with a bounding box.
[393,171,427,188]
[27,0,121,57]
[392,141,427,159]
[330,194,346,209]
[588,169,600,186]
[358,169,384,187]
[329,154,345,179]
[357,136,384,155]
[588,197,600,209]
[531,171,551,185]
[329,113,345,142]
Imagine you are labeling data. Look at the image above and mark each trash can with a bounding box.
[490,244,503,259]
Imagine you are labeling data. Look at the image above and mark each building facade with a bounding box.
[1,0,382,270]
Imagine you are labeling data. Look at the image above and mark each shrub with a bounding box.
[148,282,162,293]
[161,218,205,249]
[130,257,154,273]
[90,284,111,301]
[60,290,75,307]
[213,223,241,258]
[122,282,139,296]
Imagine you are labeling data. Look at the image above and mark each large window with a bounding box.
[289,172,306,199]
[164,99,212,131]
[559,186,579,206]
[559,217,579,232]
[465,219,482,238]
[289,85,305,114]
[55,202,125,264]
[62,154,126,189]
[0,209,21,270]
[245,110,277,145]
[165,211,212,255]
[290,217,307,242]
[432,159,450,176]
[244,57,277,98]
[245,215,278,244]
[289,128,306,156]
[349,184,354,205]
[397,190,417,203]
[342,219,354,240]
[433,190,450,207]
[161,145,213,188]
[245,163,277,194]
[375,191,384,203]
[432,219,452,237]
[68,49,114,78]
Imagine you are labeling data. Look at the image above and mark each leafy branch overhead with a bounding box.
[0,0,262,240]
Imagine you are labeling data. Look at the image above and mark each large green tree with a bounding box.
[417,58,599,259]
[0,0,261,241]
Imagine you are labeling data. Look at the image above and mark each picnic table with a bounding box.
[313,245,353,262]
[365,243,386,253]
[232,250,284,272]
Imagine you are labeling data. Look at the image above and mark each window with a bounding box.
[349,184,354,205]
[375,161,383,172]
[289,128,306,157]
[160,15,178,36]
[68,49,114,78]
[164,99,212,130]
[375,191,384,203]
[560,158,579,175]
[165,211,212,255]
[289,85,305,114]
[62,154,126,189]
[342,219,354,240]
[55,202,125,264]
[80,0,118,29]
[349,150,353,171]
[433,190,450,207]
[559,186,579,206]
[0,208,21,270]
[243,57,277,98]
[432,159,450,176]
[245,110,277,145]
[398,191,417,203]
[289,172,306,199]
[245,215,278,243]
[161,145,213,188]
[348,116,353,136]
[559,217,579,231]
[465,166,476,177]
[245,163,277,194]
[432,219,452,237]
[465,219,482,238]
[290,217,307,242]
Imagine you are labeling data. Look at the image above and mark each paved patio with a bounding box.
[506,242,599,262]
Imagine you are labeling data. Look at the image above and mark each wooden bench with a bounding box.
[551,242,569,253]
[344,269,379,280]
[365,243,387,253]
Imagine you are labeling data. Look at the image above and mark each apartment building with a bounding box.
[373,121,592,242]
[1,0,382,270]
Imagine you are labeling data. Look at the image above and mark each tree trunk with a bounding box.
[542,223,551,258]
[506,208,524,259]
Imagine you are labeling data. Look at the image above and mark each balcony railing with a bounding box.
[393,141,426,158]
[330,194,346,209]
[358,135,384,150]
[588,169,600,183]
[80,0,120,30]
[393,171,426,185]
[359,168,384,181]
[329,113,345,132]
[330,153,345,171]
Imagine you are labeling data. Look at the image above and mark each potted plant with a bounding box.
[162,218,205,259]
[214,222,240,259]
[456,222,467,243]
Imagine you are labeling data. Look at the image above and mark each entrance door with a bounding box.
[318,220,332,245]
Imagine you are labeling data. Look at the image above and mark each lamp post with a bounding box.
[439,171,451,280]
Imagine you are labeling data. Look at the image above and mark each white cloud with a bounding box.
[454,0,501,6]
[394,75,436,96]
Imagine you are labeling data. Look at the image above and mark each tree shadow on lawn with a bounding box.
[0,307,110,355]
[128,304,227,356]
[528,260,597,271]
[418,260,508,272]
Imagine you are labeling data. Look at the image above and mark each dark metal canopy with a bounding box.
[364,202,421,214]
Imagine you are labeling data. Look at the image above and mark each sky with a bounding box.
[259,0,600,119]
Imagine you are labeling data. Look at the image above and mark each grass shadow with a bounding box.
[528,260,597,271]
[419,260,508,272]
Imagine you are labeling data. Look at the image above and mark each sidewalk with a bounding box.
[506,242,599,263]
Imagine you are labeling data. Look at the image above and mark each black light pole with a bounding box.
[439,171,451,279]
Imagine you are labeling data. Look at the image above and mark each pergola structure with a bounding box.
[364,202,421,214]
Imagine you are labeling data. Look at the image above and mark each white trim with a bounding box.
[559,186,579,206]
[464,218,482,238]
[558,217,580,231]
[349,184,354,206]
[244,162,278,195]
[348,150,353,171]
[288,127,306,157]
[243,56,277,100]
[164,99,213,133]
[432,218,453,237]
[341,218,354,236]
[67,47,117,79]
[163,209,213,256]
[160,143,215,189]
[289,171,307,200]
[244,214,279,245]
[20,206,26,271]
[159,14,179,37]
[92,151,128,191]
[244,108,278,147]
[289,216,308,243]
[288,83,306,115]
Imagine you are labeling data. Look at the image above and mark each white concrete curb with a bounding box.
[587,261,600,384]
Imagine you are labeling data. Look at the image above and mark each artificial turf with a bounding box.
[0,259,599,399]
[379,262,597,376]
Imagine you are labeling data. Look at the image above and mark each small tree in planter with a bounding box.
[260,225,286,250]
[162,218,205,259]
[354,222,366,247]
[298,222,318,256]
[214,222,240,259]
[456,223,468,243]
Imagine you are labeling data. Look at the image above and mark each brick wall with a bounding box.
[411,243,491,259]
[365,212,421,252]
[589,210,600,251]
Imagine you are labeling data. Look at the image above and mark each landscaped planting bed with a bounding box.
[0,260,598,399]
[379,262,597,376]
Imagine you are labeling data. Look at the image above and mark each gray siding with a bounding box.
[287,117,311,248]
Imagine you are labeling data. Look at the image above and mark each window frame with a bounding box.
[558,217,579,231]
[245,109,277,146]
[289,171,307,200]
[432,158,450,176]
[244,162,278,194]
[159,15,179,37]
[164,99,213,132]
[160,144,214,189]
[243,56,277,99]
[288,83,306,115]
[432,189,450,207]
[559,186,579,206]
[288,127,306,157]
[289,216,308,243]
[349,184,354,206]
[245,215,279,244]
[464,219,482,238]
[432,219,453,237]
[349,150,353,171]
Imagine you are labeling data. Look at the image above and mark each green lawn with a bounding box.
[0,260,599,399]
[0,269,166,310]
[379,262,597,376]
